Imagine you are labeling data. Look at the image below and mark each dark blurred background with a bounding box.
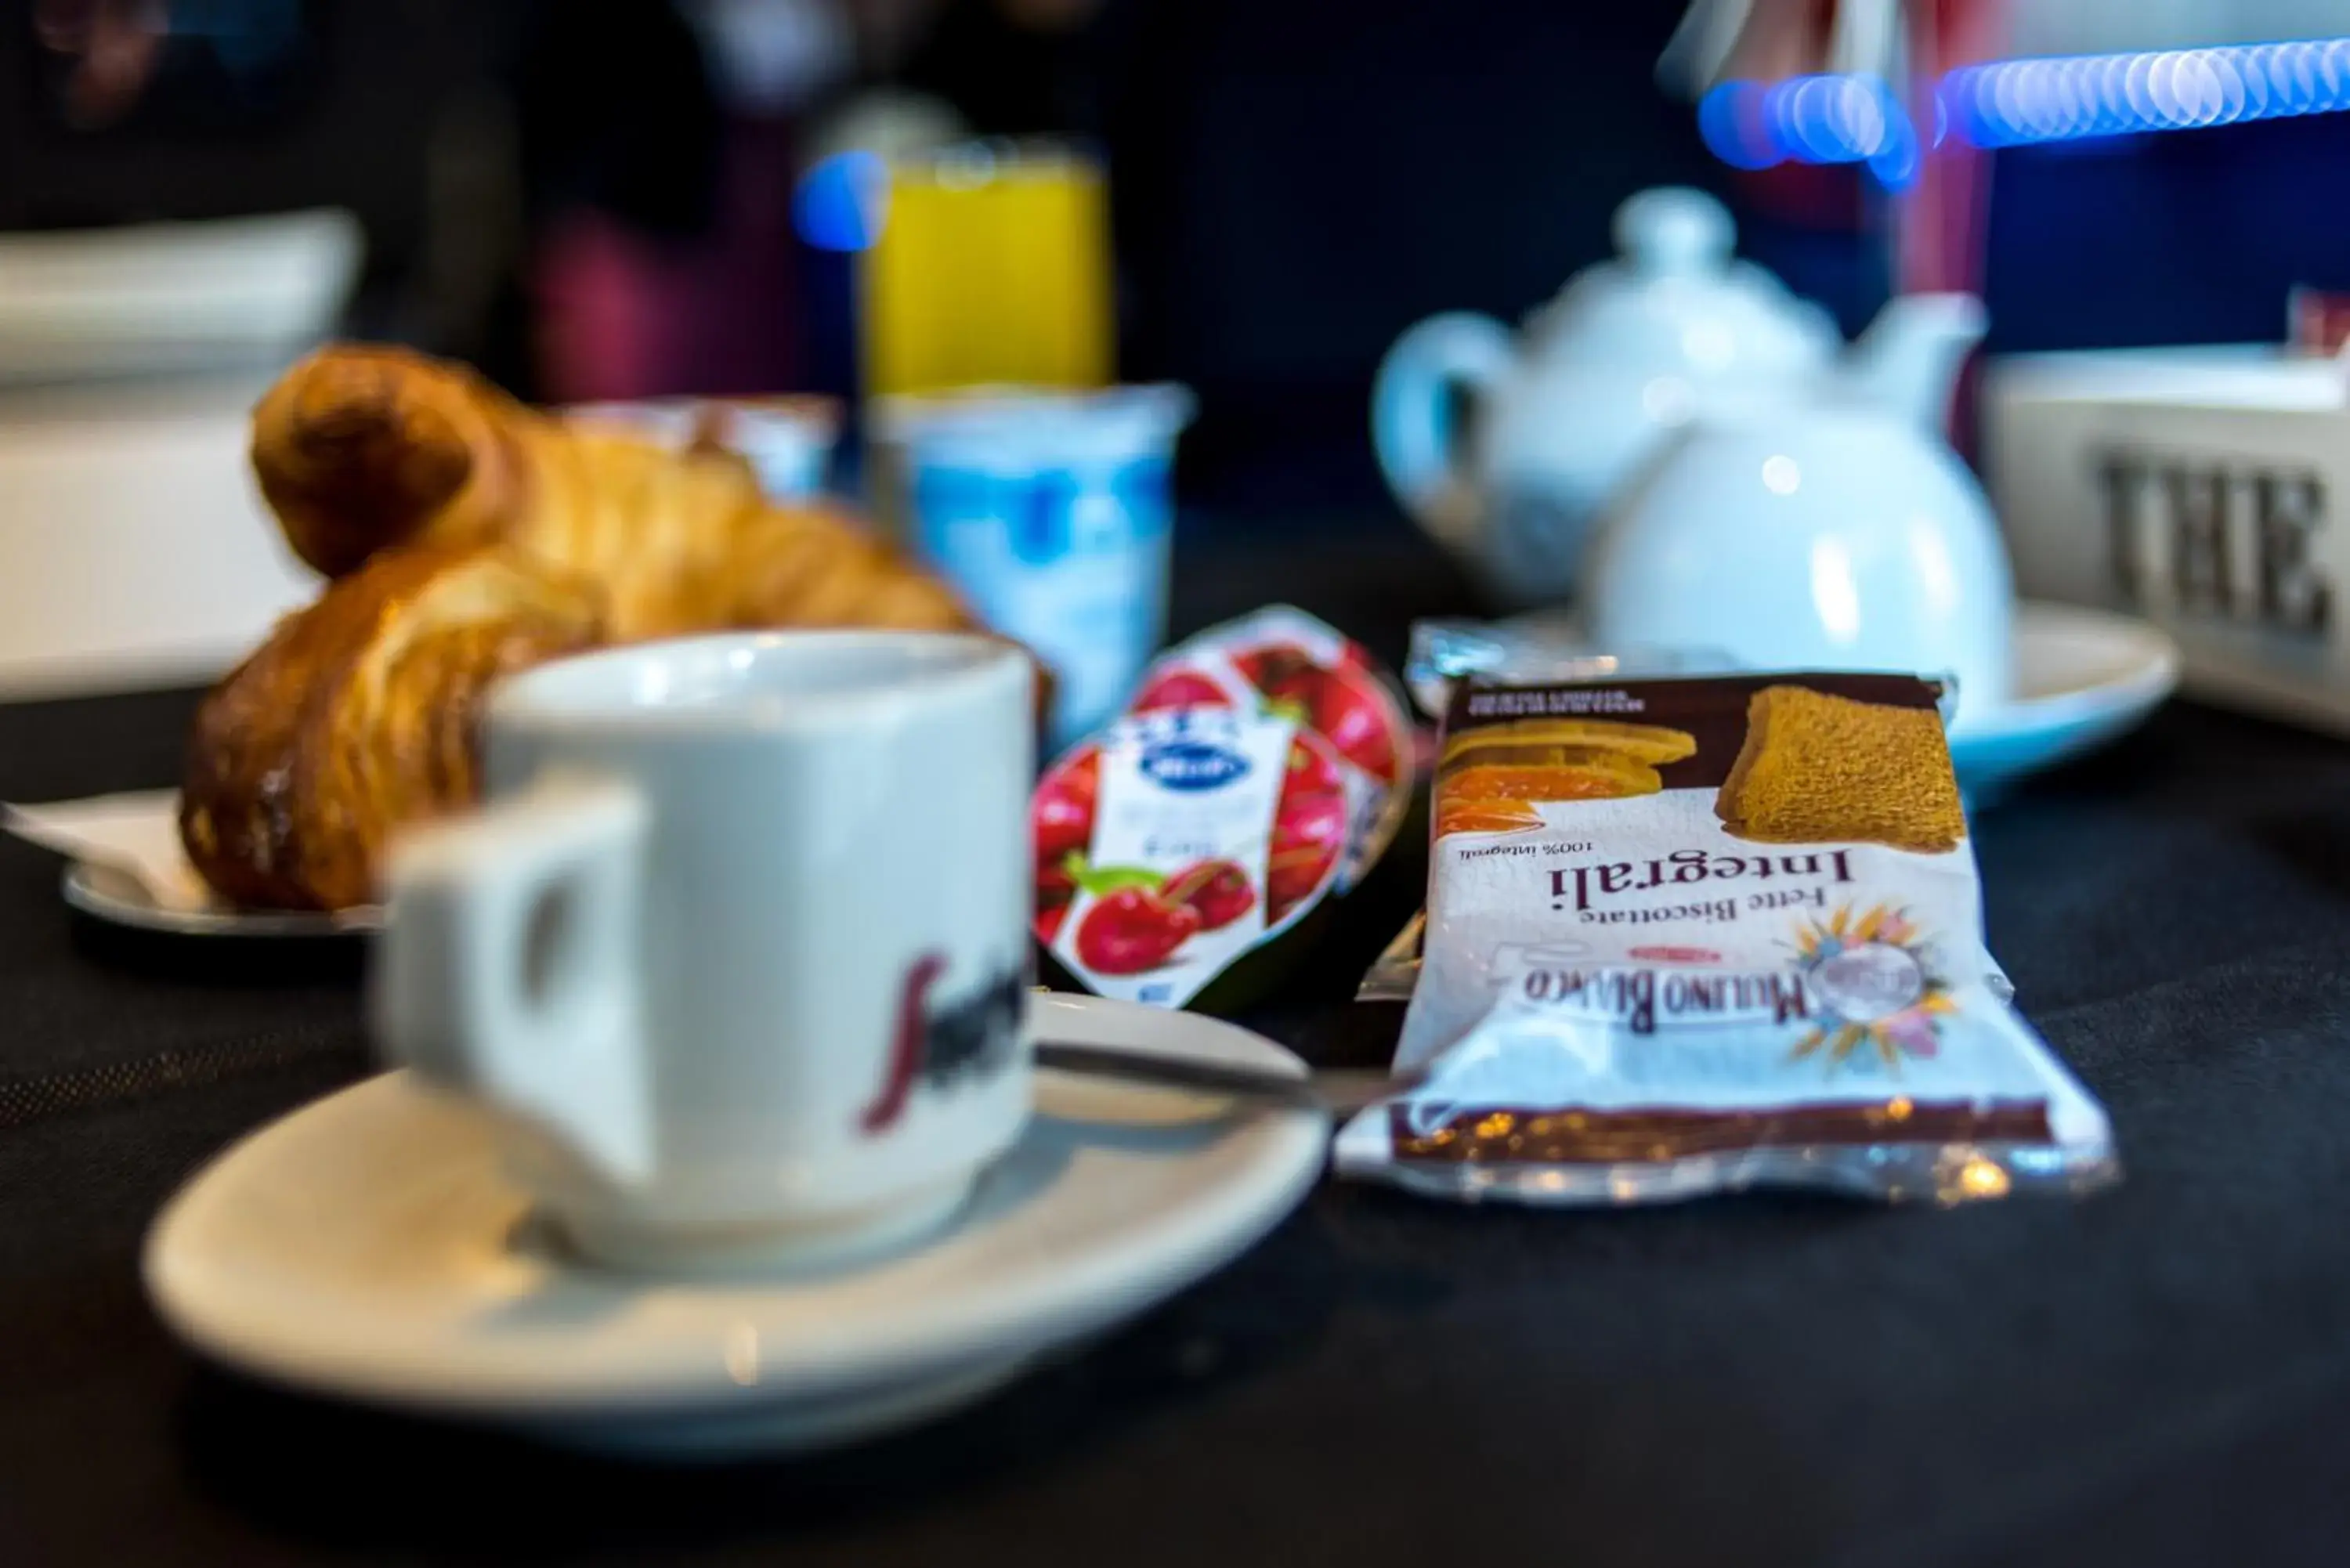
[9,0,2350,512]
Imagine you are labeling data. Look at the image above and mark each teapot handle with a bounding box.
[1372,313,1514,552]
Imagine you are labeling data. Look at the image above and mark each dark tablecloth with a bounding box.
[9,528,2350,1567]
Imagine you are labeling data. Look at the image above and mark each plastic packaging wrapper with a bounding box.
[1358,910,1425,1003]
[1032,607,1411,1009]
[1405,616,1737,719]
[1335,669,2113,1205]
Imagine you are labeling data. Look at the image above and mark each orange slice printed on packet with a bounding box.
[1432,797,1547,836]
[1431,739,1682,839]
[1437,719,1698,768]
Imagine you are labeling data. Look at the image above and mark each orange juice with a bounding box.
[860,143,1113,397]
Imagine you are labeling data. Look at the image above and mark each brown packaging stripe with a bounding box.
[1444,671,1945,793]
[1390,1099,2055,1165]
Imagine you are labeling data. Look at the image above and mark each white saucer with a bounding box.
[1950,602,2179,800]
[143,994,1328,1458]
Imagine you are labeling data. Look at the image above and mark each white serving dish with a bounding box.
[0,208,362,385]
[0,374,320,699]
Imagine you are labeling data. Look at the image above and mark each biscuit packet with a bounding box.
[1333,671,2116,1205]
[1033,607,1412,1008]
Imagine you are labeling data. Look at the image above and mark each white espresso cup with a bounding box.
[372,630,1035,1274]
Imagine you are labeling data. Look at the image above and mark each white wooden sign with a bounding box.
[1987,350,2350,735]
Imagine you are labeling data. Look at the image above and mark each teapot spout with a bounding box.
[1842,292,1989,432]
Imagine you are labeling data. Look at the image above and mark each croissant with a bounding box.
[180,546,606,911]
[249,343,971,638]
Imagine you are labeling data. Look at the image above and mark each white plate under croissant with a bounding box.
[2,793,374,938]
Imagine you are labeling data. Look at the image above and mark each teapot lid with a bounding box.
[1527,188,1838,382]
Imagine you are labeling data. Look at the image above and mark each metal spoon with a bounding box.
[1032,1041,1402,1117]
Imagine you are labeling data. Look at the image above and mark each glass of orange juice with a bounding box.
[859,140,1114,398]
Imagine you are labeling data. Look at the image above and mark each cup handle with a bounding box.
[371,775,657,1189]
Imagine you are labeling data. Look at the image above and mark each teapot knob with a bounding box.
[1614,187,1735,278]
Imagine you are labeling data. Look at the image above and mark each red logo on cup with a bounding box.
[861,952,945,1134]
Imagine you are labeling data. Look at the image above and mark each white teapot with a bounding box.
[1580,292,2014,734]
[1373,187,1850,606]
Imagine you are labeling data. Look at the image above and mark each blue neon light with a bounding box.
[1699,74,1922,188]
[1949,38,2350,146]
[1701,37,2350,185]
[792,150,888,253]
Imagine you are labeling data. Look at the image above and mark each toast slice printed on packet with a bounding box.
[1715,685,1965,854]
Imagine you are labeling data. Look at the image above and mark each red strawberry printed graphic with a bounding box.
[1266,774,1347,923]
[1074,887,1202,974]
[1130,667,1231,714]
[1161,858,1256,931]
[1300,665,1401,782]
[1033,747,1100,875]
[1232,641,1405,784]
